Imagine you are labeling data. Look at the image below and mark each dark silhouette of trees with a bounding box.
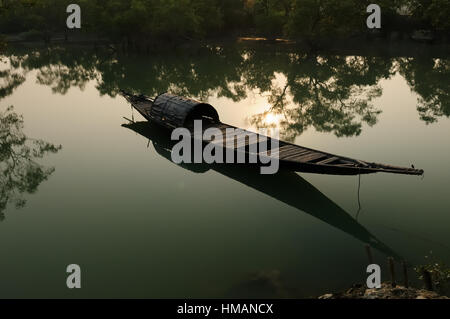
[408,0,450,32]
[1,1,448,43]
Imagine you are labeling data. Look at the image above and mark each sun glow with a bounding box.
[263,112,282,126]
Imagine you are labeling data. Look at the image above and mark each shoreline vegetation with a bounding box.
[318,252,450,299]
[318,282,449,299]
[1,1,449,52]
[3,34,449,60]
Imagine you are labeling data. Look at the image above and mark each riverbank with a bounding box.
[318,283,449,299]
[2,31,449,59]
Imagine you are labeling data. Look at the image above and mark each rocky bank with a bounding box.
[319,282,449,299]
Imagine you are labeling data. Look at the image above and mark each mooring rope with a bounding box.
[356,171,362,221]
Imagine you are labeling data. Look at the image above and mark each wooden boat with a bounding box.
[120,91,424,176]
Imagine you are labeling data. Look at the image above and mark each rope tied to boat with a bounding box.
[356,169,362,221]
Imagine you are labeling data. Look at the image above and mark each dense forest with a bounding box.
[0,0,449,44]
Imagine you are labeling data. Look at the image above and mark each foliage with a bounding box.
[285,0,366,40]
[1,45,448,141]
[0,56,26,99]
[1,0,449,42]
[249,54,389,141]
[250,0,288,37]
[0,105,62,220]
[407,0,450,32]
[426,0,450,32]
[398,57,450,124]
[414,252,450,296]
[0,0,72,41]
[0,35,5,64]
[151,0,201,39]
[0,35,5,51]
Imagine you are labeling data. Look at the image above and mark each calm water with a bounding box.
[0,44,449,298]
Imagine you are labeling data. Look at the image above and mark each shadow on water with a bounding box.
[122,121,401,261]
[0,106,62,221]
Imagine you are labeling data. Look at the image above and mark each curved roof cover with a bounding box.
[150,93,219,130]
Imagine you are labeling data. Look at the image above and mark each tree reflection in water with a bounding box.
[0,106,62,221]
[398,57,450,124]
[248,53,394,141]
[1,45,449,139]
[0,60,25,101]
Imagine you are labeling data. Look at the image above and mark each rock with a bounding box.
[392,287,406,295]
[416,296,427,299]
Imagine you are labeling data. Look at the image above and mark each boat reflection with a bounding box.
[123,121,400,259]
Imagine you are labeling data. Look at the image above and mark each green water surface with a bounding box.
[0,44,449,298]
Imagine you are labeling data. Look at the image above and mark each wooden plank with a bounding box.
[207,131,253,148]
[273,145,306,156]
[224,130,270,149]
[279,146,305,158]
[355,160,370,167]
[317,156,340,165]
[206,128,242,145]
[190,123,230,134]
[282,149,313,160]
[214,123,231,130]
[264,145,289,157]
[336,163,357,167]
[235,135,259,149]
[295,152,328,163]
[235,132,252,142]
[202,134,215,142]
[209,136,226,146]
[208,123,233,135]
[222,127,243,136]
[223,131,249,148]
